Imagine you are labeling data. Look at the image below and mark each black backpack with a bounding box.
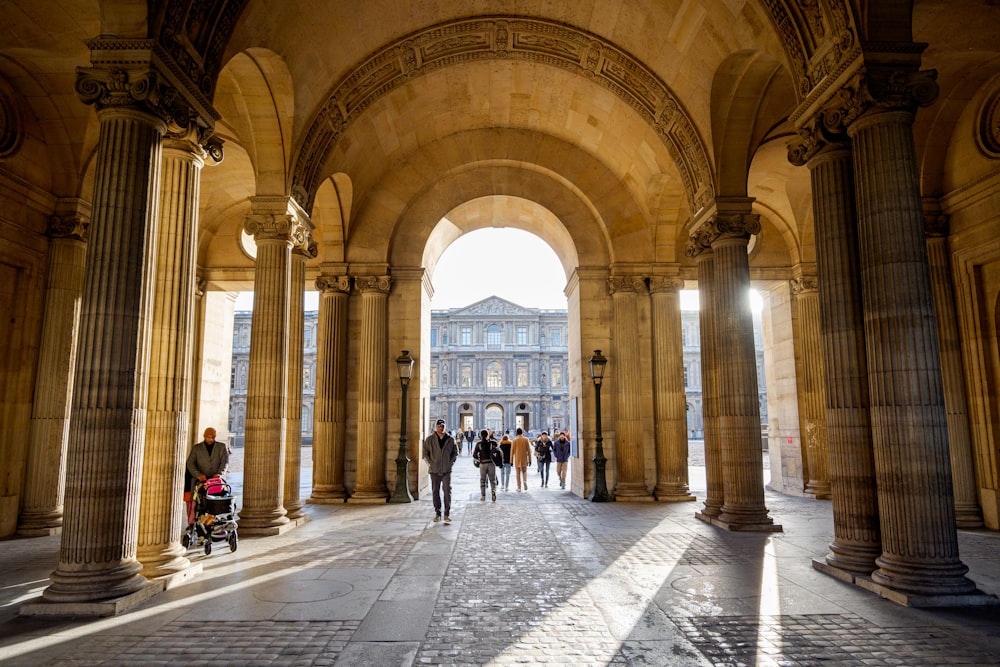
[490,446,503,468]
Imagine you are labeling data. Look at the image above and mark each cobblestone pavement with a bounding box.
[1,448,999,666]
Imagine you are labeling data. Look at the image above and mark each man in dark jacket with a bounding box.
[422,419,458,523]
[472,430,500,502]
[534,431,553,488]
[552,431,571,489]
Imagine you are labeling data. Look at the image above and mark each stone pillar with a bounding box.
[708,203,778,531]
[45,70,169,602]
[608,275,653,501]
[925,211,983,528]
[283,239,316,520]
[349,275,391,503]
[791,276,831,499]
[310,275,351,502]
[688,239,724,520]
[649,276,695,501]
[17,212,88,536]
[239,204,307,534]
[848,71,976,597]
[137,131,208,577]
[798,141,881,577]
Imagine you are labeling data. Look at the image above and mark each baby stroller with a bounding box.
[182,477,239,555]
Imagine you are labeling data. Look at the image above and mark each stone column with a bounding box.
[137,131,209,577]
[45,68,169,602]
[708,203,778,531]
[848,68,976,598]
[649,276,694,501]
[349,275,391,503]
[688,239,724,520]
[608,275,653,501]
[239,205,307,534]
[310,275,351,502]
[17,212,88,536]
[925,211,983,528]
[796,140,881,577]
[283,239,316,520]
[791,276,831,499]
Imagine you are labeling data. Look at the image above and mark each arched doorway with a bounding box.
[485,404,504,434]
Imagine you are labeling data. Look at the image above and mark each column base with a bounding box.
[16,511,63,536]
[152,562,203,591]
[704,515,783,532]
[348,493,389,505]
[655,490,697,502]
[238,508,291,536]
[855,577,999,607]
[16,525,62,537]
[308,496,346,505]
[25,579,164,617]
[285,502,306,520]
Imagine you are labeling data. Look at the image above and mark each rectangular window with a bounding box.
[517,364,528,387]
[516,326,527,345]
[461,326,472,345]
[550,328,562,346]
[431,329,438,347]
[487,326,502,347]
[550,365,562,387]
[461,365,472,388]
[683,367,689,387]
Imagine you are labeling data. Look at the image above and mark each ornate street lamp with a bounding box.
[389,350,415,503]
[589,349,614,502]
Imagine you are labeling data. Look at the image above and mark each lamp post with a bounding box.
[389,350,415,503]
[589,349,614,502]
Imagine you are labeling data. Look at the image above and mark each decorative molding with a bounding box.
[647,276,684,294]
[355,275,391,294]
[243,213,309,245]
[607,275,646,295]
[923,213,950,238]
[47,214,89,242]
[315,275,351,294]
[455,296,536,316]
[790,276,818,295]
[707,213,761,244]
[292,15,714,214]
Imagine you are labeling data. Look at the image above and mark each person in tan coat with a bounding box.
[511,427,532,492]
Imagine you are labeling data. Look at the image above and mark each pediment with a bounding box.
[451,296,534,316]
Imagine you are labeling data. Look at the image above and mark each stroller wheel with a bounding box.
[181,531,190,549]
[204,539,212,556]
[229,532,238,553]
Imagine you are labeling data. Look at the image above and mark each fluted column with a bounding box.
[283,239,316,520]
[649,276,695,501]
[17,213,88,536]
[349,276,391,503]
[925,211,983,528]
[137,132,209,576]
[608,275,653,501]
[798,141,881,576]
[239,206,307,534]
[310,275,351,502]
[708,203,777,531]
[44,82,167,601]
[688,239,723,520]
[792,276,831,499]
[849,74,975,596]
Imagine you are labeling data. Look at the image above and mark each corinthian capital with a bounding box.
[316,275,351,294]
[648,276,685,294]
[47,214,89,241]
[702,213,760,246]
[607,275,646,295]
[355,275,391,295]
[244,213,309,245]
[75,63,192,132]
[787,112,850,166]
[791,276,819,295]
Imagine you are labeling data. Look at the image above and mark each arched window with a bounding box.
[487,324,501,347]
[485,404,503,432]
[486,361,502,389]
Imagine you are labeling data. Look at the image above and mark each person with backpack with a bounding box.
[473,429,500,502]
[497,433,513,491]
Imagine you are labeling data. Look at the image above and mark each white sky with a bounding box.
[234,227,723,311]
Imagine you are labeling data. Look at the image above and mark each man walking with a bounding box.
[511,427,532,492]
[553,431,571,489]
[423,419,458,523]
[472,429,499,502]
[534,431,553,488]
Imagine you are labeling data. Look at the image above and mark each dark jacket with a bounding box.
[552,437,571,462]
[423,431,458,475]
[535,439,553,464]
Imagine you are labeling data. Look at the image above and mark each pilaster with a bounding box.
[17,212,88,536]
[924,210,983,528]
[310,275,351,502]
[648,276,695,501]
[348,275,391,504]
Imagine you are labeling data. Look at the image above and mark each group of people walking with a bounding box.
[423,421,572,523]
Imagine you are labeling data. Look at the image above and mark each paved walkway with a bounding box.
[1,449,999,666]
